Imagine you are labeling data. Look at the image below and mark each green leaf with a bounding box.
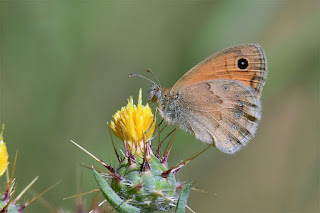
[175,182,194,213]
[93,169,140,213]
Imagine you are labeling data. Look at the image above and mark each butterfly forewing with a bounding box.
[154,44,267,154]
[172,43,267,99]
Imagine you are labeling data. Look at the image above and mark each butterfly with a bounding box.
[134,44,267,154]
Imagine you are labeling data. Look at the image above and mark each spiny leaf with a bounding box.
[92,169,140,213]
[175,182,194,213]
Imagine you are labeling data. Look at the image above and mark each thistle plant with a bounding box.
[0,124,53,212]
[72,89,206,213]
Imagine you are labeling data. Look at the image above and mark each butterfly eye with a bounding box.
[164,94,167,98]
[237,58,249,69]
[174,94,179,99]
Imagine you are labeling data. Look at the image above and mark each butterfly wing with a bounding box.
[172,43,267,99]
[177,80,261,154]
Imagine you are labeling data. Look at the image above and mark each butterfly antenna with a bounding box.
[128,73,160,88]
[146,69,162,88]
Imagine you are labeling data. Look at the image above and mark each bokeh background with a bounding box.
[0,0,319,212]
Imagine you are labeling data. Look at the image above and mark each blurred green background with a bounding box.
[0,0,319,212]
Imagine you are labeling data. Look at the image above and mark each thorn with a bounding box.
[70,140,114,171]
[190,187,209,194]
[22,180,61,208]
[148,141,153,156]
[157,128,175,158]
[161,126,179,165]
[129,183,143,192]
[18,205,25,213]
[123,140,129,157]
[141,142,150,172]
[88,188,104,211]
[161,145,211,178]
[3,150,18,202]
[123,139,135,165]
[119,149,126,157]
[80,163,109,174]
[70,140,123,181]
[5,164,9,187]
[1,186,17,212]
[144,135,152,157]
[107,124,121,162]
[153,191,169,202]
[161,169,172,179]
[89,199,107,213]
[173,168,180,175]
[120,123,135,164]
[5,150,19,201]
[176,184,185,191]
[14,176,39,204]
[124,141,136,165]
[63,188,100,200]
[128,154,136,165]
[186,205,196,213]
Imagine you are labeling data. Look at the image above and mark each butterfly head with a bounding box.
[149,86,177,103]
[129,70,181,123]
[149,84,162,102]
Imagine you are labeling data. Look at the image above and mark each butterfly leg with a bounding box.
[144,107,163,134]
[155,127,177,158]
[145,107,167,143]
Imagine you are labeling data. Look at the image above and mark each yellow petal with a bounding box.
[109,89,155,156]
[0,125,9,177]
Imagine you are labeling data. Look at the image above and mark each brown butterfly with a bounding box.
[134,44,267,154]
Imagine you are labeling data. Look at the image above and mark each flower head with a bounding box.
[0,125,9,177]
[109,89,155,155]
[72,89,196,212]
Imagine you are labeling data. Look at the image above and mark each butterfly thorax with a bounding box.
[149,85,181,124]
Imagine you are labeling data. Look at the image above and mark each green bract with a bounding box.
[111,154,178,211]
[92,89,194,213]
[93,151,193,213]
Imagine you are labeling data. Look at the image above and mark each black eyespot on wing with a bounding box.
[237,58,249,70]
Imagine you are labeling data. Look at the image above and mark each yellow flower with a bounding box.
[109,89,155,156]
[0,125,9,177]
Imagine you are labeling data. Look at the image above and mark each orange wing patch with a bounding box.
[172,44,267,99]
